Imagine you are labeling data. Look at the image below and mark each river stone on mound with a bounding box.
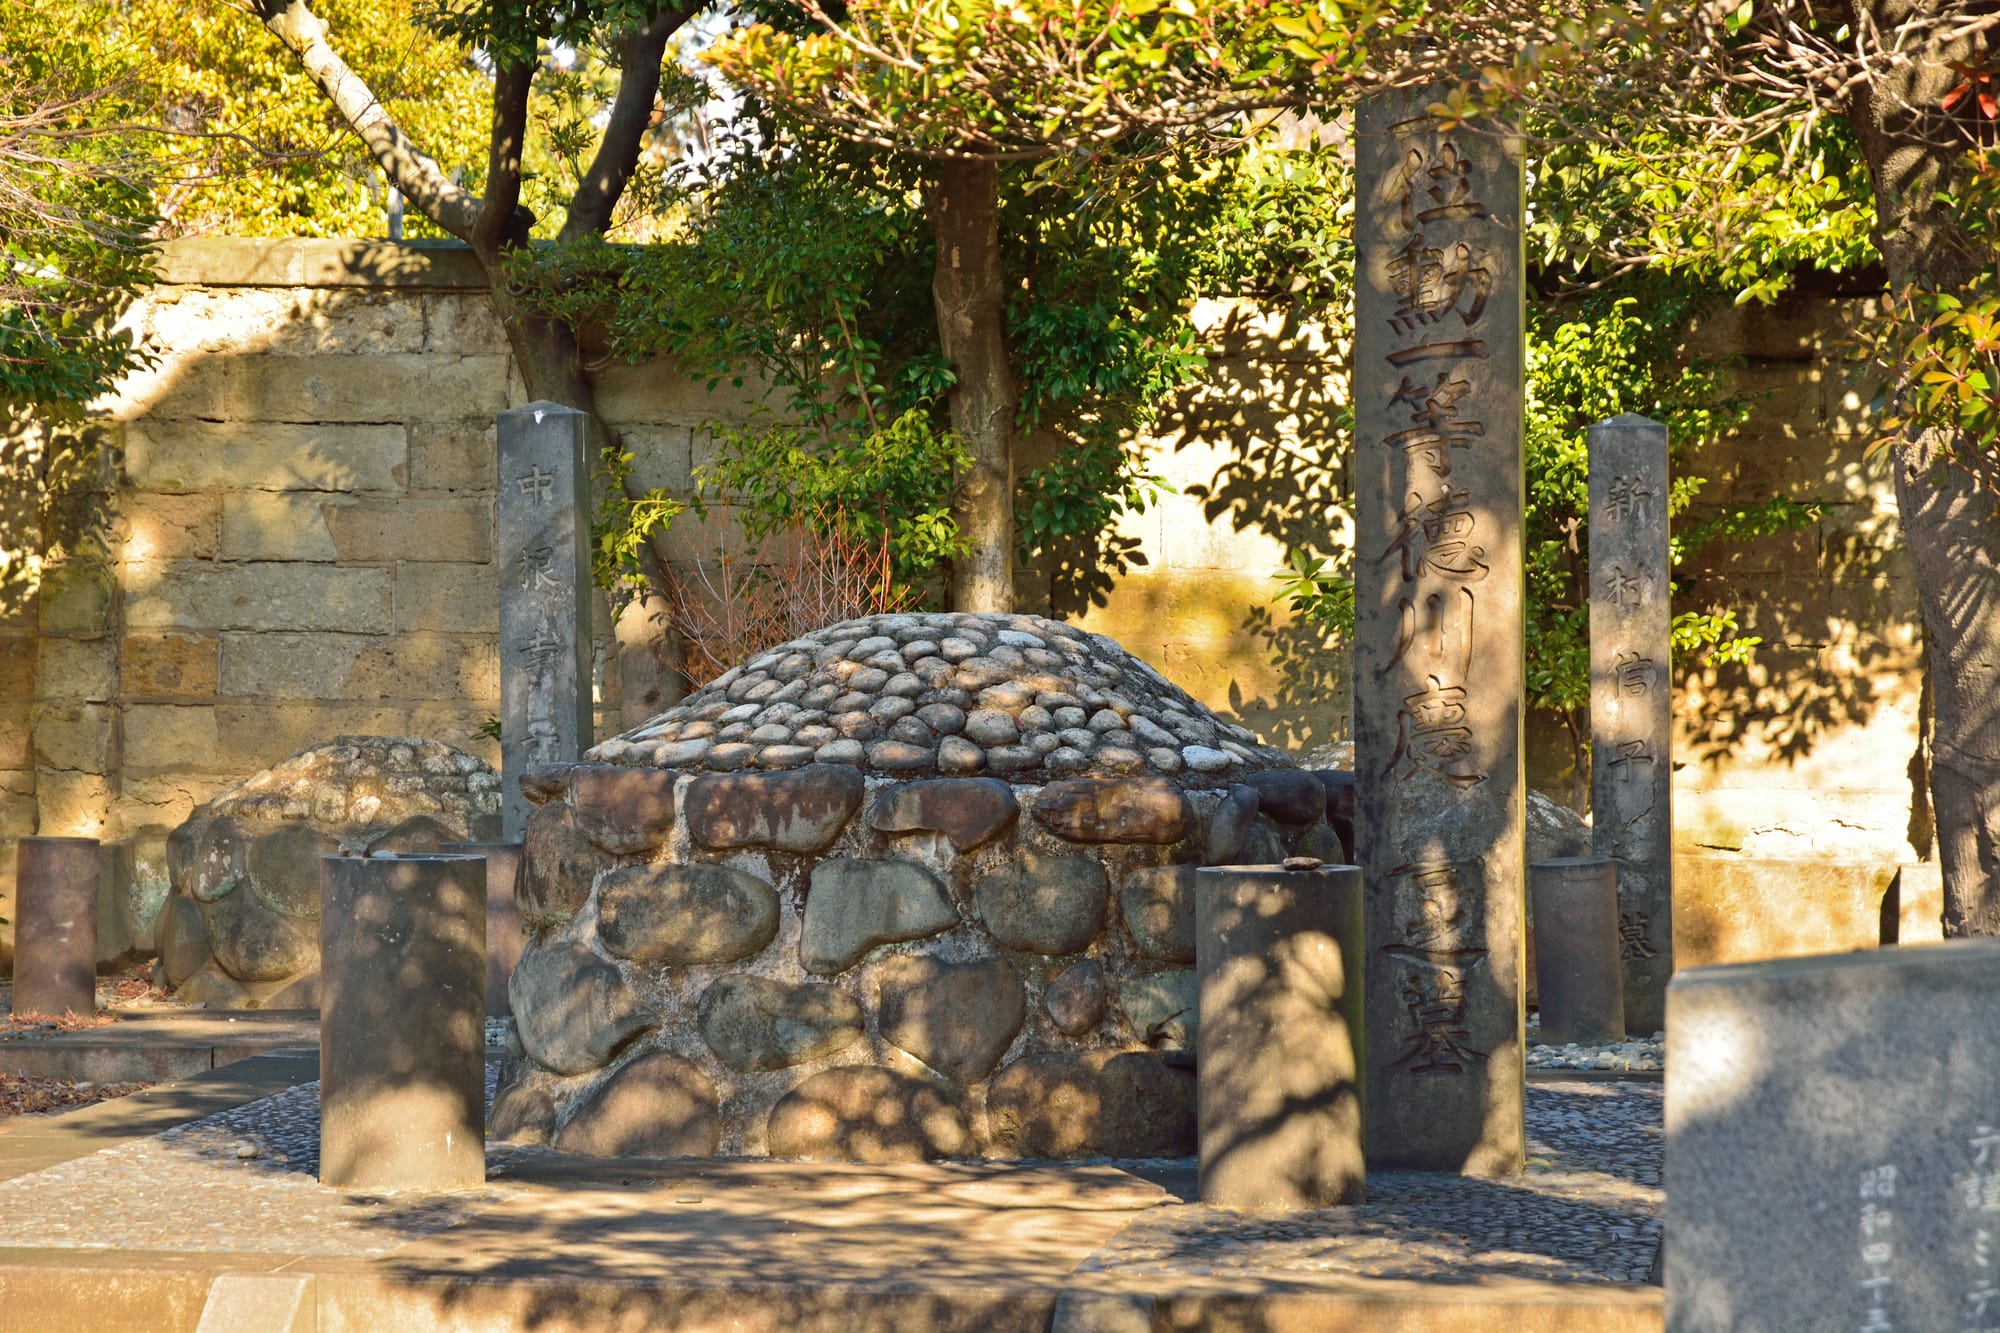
[588,612,1287,782]
[985,1050,1195,1158]
[520,801,607,926]
[1119,865,1196,963]
[496,614,1324,1163]
[801,859,958,975]
[698,976,865,1072]
[1116,970,1199,1050]
[766,1067,971,1162]
[976,849,1108,957]
[1203,784,1260,865]
[877,955,1026,1084]
[867,778,1018,851]
[553,1051,722,1158]
[596,863,779,967]
[1044,960,1108,1037]
[510,939,656,1076]
[155,736,500,1008]
[1031,777,1191,844]
[685,765,865,853]
[568,764,678,855]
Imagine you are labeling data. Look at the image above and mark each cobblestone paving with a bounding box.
[0,1074,1658,1284]
[1079,1081,1662,1285]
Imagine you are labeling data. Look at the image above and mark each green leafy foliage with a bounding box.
[511,125,1262,602]
[138,0,493,239]
[1277,274,1818,755]
[1,1,162,617]
[1862,148,2000,491]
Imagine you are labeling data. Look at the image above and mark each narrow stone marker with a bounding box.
[443,841,524,1017]
[1588,413,1674,1035]
[1666,940,2000,1331]
[1197,864,1365,1208]
[1528,856,1625,1045]
[1354,85,1528,1175]
[498,402,592,840]
[12,837,100,1016]
[320,854,487,1190]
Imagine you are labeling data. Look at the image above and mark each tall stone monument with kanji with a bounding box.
[497,402,593,839]
[1589,414,1674,1035]
[1353,87,1527,1175]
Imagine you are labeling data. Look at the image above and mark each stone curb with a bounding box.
[0,1011,319,1084]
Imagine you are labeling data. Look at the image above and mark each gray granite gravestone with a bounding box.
[1588,414,1673,1035]
[11,837,99,1016]
[1529,856,1625,1045]
[498,402,593,840]
[1196,864,1366,1208]
[1666,941,2000,1331]
[320,853,486,1190]
[1353,85,1528,1175]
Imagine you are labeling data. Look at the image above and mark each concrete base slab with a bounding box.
[0,1010,318,1084]
[0,1071,1664,1333]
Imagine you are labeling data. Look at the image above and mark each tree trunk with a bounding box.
[928,157,1017,612]
[1846,0,1994,931]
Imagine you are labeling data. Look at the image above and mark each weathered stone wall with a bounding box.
[1669,296,1921,865]
[0,241,1926,965]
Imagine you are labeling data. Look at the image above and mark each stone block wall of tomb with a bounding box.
[0,242,1923,967]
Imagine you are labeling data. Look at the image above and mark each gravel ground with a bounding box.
[0,1073,1659,1284]
[1082,1082,1662,1285]
[1526,1014,1665,1072]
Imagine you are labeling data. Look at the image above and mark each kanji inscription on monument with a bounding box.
[1589,414,1673,1034]
[498,402,592,839]
[1354,87,1526,1175]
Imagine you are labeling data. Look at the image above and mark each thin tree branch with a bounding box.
[251,0,482,240]
[564,3,703,241]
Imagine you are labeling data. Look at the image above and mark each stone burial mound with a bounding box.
[495,611,1356,1162]
[154,737,503,1009]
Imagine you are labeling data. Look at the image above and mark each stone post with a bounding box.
[1588,414,1674,1035]
[320,854,487,1190]
[1353,86,1528,1175]
[443,841,524,1017]
[1528,856,1625,1045]
[11,837,100,1016]
[1196,864,1365,1208]
[498,402,593,841]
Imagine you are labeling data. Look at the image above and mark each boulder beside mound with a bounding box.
[154,736,502,1009]
[494,611,1355,1163]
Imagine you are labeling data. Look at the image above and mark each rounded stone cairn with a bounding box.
[154,736,503,1009]
[494,611,1357,1163]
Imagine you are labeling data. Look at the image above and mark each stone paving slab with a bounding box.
[0,1049,319,1184]
[0,1077,1663,1332]
[0,1010,319,1083]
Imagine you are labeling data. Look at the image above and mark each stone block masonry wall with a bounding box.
[1671,294,1925,867]
[0,239,727,965]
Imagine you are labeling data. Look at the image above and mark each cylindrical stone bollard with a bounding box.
[1529,856,1626,1046]
[320,854,487,1190]
[1195,863,1365,1208]
[443,842,524,1018]
[12,837,101,1017]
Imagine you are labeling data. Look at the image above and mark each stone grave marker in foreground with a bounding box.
[320,853,487,1190]
[1353,85,1528,1174]
[1667,940,2000,1331]
[1589,413,1673,1035]
[497,402,593,840]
